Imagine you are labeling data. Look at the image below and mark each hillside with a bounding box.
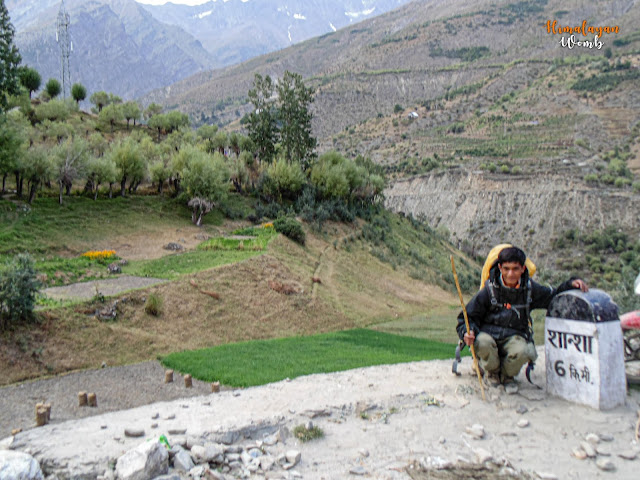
[0,196,467,385]
[142,0,640,285]
[10,0,215,99]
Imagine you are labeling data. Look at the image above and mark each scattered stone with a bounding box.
[0,450,44,480]
[595,458,616,472]
[168,428,186,435]
[585,433,600,444]
[124,428,145,438]
[151,413,159,420]
[617,450,638,460]
[596,446,611,456]
[97,303,117,321]
[152,475,181,480]
[101,361,107,368]
[517,419,530,428]
[474,448,493,463]
[580,441,597,458]
[100,425,108,430]
[358,448,369,458]
[232,391,241,397]
[263,434,278,446]
[349,465,367,475]
[151,423,158,429]
[516,405,528,415]
[165,414,175,420]
[118,259,128,266]
[420,456,452,470]
[217,431,239,445]
[107,263,121,274]
[285,450,301,466]
[165,370,174,383]
[163,243,184,251]
[211,382,221,393]
[571,447,587,460]
[173,447,195,472]
[438,436,446,444]
[599,433,614,442]
[466,424,485,439]
[260,456,276,471]
[535,472,558,480]
[115,441,168,480]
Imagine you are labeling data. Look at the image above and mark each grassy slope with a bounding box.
[0,204,469,386]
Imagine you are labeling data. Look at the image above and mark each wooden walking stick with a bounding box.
[450,255,486,401]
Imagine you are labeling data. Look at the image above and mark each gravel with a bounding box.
[0,361,223,438]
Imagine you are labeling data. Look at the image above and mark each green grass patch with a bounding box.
[198,225,277,252]
[161,328,459,387]
[0,195,200,256]
[121,249,261,280]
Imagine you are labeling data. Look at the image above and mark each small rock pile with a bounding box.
[100,428,302,480]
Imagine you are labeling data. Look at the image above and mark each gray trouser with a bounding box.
[475,332,537,378]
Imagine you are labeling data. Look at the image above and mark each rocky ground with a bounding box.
[1,349,640,480]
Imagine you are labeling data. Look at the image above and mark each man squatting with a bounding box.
[456,246,588,393]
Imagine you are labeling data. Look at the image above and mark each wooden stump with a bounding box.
[78,391,88,407]
[184,374,192,388]
[35,406,48,427]
[44,403,51,422]
[87,393,97,407]
[165,370,174,383]
[211,381,220,393]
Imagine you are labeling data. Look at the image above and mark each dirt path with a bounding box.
[42,275,167,301]
[3,349,640,479]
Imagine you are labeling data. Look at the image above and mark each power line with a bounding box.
[56,0,71,99]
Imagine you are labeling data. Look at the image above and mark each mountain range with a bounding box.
[7,0,413,99]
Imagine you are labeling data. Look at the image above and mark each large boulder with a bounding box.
[0,450,44,480]
[115,441,168,480]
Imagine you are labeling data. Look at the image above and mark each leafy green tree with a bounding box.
[276,71,316,168]
[122,101,141,128]
[90,91,109,112]
[35,99,70,122]
[40,119,75,144]
[144,102,163,120]
[19,67,41,99]
[52,136,88,204]
[228,132,241,157]
[71,83,87,105]
[0,1,22,111]
[165,111,190,132]
[247,73,279,163]
[212,130,228,155]
[108,137,146,197]
[149,159,171,194]
[0,112,24,192]
[108,93,122,105]
[196,124,218,142]
[0,254,40,330]
[23,146,53,203]
[148,113,169,140]
[180,146,229,225]
[262,157,305,201]
[88,132,108,157]
[86,155,117,200]
[45,78,61,99]
[98,103,124,132]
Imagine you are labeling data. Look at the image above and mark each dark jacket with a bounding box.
[456,266,577,342]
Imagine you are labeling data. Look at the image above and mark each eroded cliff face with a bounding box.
[384,170,640,268]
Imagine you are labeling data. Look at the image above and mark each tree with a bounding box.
[246,73,279,163]
[71,83,87,105]
[180,146,229,226]
[98,103,124,133]
[23,146,52,204]
[86,155,117,200]
[108,137,146,197]
[0,254,40,330]
[90,91,109,112]
[0,1,22,111]
[144,102,163,120]
[19,67,41,99]
[52,137,88,204]
[0,113,24,192]
[276,71,316,168]
[45,78,62,99]
[122,101,141,128]
[35,100,70,122]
